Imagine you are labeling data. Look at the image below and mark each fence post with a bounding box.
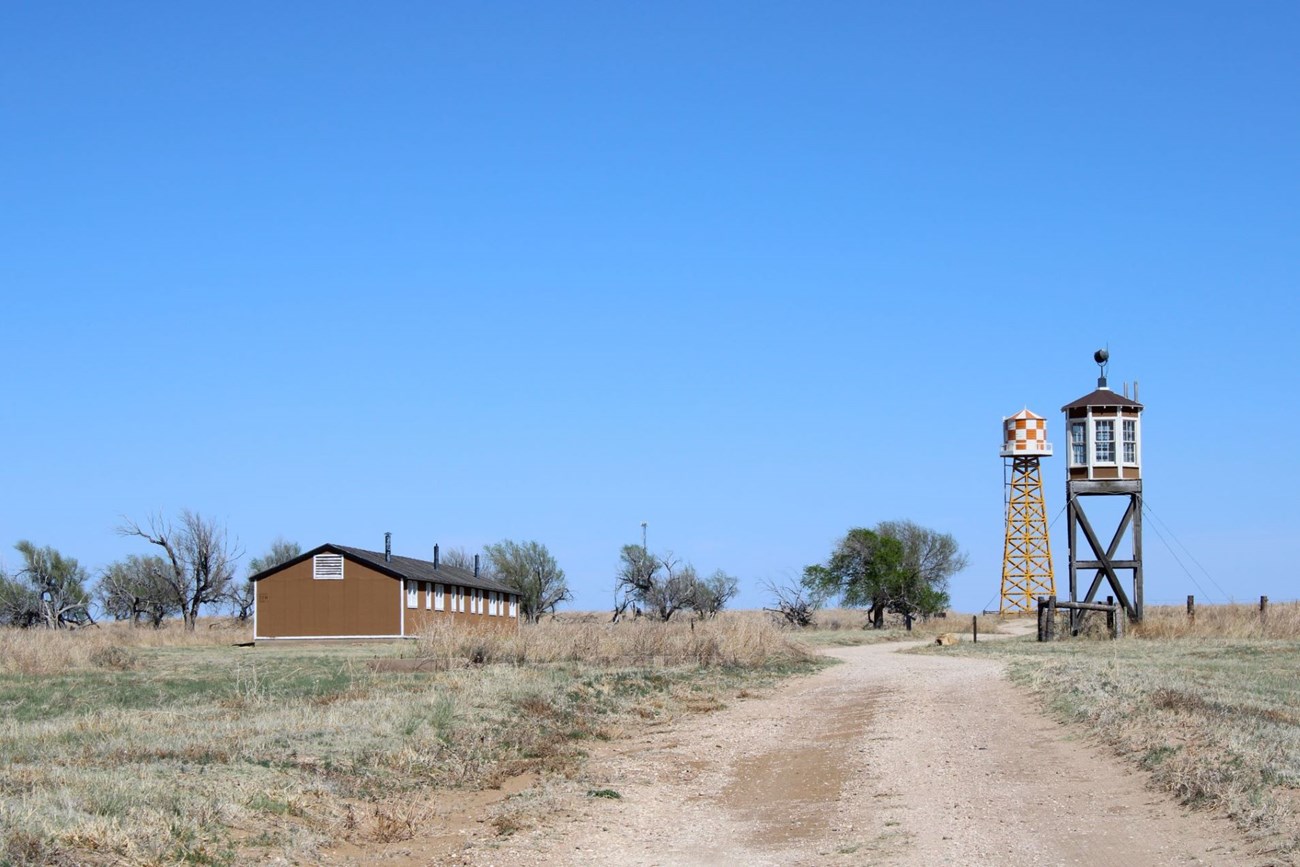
[1046,595,1058,641]
[972,615,978,644]
[1261,595,1269,624]
[1187,594,1195,623]
[1106,595,1115,637]
[1037,597,1047,642]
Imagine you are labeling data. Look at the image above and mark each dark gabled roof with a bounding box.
[250,543,519,596]
[1061,388,1144,412]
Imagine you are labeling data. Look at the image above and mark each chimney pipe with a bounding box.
[434,544,439,569]
[384,532,391,563]
[1134,380,1140,402]
[474,554,480,578]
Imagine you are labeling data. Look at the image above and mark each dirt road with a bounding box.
[467,637,1262,866]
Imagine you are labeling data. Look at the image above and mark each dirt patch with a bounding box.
[723,698,875,847]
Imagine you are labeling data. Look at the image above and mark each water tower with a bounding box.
[999,409,1055,613]
[1062,349,1145,622]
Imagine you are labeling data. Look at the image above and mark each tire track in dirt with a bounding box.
[353,635,1271,866]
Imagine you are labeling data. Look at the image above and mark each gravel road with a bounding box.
[467,635,1264,866]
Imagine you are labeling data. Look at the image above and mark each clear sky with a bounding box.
[3,2,1297,615]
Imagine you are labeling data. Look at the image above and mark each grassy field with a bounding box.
[0,615,816,866]
[948,602,1300,858]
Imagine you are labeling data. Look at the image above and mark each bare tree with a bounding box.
[118,511,240,631]
[438,546,480,573]
[98,554,177,627]
[762,578,818,628]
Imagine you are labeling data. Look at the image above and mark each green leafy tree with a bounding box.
[9,541,93,628]
[0,569,41,627]
[803,521,965,628]
[483,540,569,623]
[615,546,707,622]
[687,569,739,620]
[99,554,178,627]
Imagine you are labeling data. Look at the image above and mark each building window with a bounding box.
[457,587,465,613]
[425,582,432,610]
[1094,420,1115,463]
[474,589,482,614]
[1070,423,1086,465]
[313,554,344,580]
[434,583,445,611]
[1123,419,1137,463]
[406,580,418,608]
[509,596,518,618]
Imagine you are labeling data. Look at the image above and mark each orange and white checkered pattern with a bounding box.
[1002,409,1051,455]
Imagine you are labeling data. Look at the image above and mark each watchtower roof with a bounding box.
[1061,388,1143,412]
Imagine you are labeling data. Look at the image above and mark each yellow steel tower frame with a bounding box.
[1000,456,1055,613]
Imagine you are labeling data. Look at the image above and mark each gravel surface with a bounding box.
[344,632,1269,866]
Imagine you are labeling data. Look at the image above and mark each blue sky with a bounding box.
[3,2,1297,615]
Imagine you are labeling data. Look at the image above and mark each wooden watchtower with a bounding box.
[1062,350,1145,623]
[999,409,1055,614]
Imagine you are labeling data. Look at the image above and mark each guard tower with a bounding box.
[1063,350,1145,622]
[999,410,1055,614]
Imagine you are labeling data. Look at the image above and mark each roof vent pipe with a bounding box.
[384,532,392,563]
[1134,380,1139,402]
[474,554,480,578]
[434,544,439,570]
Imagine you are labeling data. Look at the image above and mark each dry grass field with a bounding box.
[952,602,1300,858]
[0,614,816,866]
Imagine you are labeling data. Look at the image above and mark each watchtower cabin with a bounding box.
[1062,350,1145,623]
[999,410,1055,614]
[251,538,521,641]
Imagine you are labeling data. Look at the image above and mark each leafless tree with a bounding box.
[118,511,240,631]
[762,578,818,628]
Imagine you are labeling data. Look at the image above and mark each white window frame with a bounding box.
[1094,419,1115,464]
[1122,418,1138,464]
[434,583,445,611]
[406,580,418,609]
[457,586,465,613]
[1069,421,1087,466]
[313,553,345,580]
[509,596,518,618]
[425,581,432,610]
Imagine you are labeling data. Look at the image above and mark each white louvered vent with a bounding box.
[313,553,344,580]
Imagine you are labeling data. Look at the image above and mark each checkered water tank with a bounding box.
[1000,409,1052,457]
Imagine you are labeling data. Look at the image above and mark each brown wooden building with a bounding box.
[251,543,521,641]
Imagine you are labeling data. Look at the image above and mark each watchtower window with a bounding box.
[1070,423,1086,465]
[313,554,344,580]
[1122,419,1137,463]
[1094,420,1115,463]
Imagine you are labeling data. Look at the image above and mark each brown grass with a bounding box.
[0,618,251,675]
[0,612,818,866]
[1134,600,1300,640]
[413,612,813,668]
[957,603,1300,860]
